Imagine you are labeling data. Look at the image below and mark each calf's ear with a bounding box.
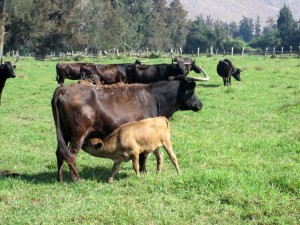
[95,141,104,149]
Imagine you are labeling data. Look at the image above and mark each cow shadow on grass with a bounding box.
[197,83,221,88]
[2,165,128,184]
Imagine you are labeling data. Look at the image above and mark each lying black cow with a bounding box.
[56,62,91,85]
[80,60,141,84]
[0,59,17,105]
[126,58,209,83]
[217,59,243,86]
[52,80,203,182]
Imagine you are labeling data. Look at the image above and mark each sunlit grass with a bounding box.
[0,55,299,224]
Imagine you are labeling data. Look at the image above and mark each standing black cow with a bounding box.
[52,80,203,182]
[0,59,16,105]
[217,59,243,86]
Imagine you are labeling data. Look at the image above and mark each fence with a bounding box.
[6,45,300,60]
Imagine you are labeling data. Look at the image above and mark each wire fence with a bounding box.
[6,45,300,61]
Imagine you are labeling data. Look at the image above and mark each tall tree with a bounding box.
[277,4,295,48]
[0,0,6,57]
[228,21,239,38]
[184,16,212,54]
[238,16,254,42]
[166,0,188,52]
[142,0,170,51]
[4,0,31,54]
[254,15,261,36]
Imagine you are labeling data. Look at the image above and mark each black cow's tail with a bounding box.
[56,64,61,85]
[51,87,76,170]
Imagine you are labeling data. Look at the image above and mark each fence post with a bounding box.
[197,47,199,57]
[281,47,283,55]
[210,47,213,55]
[265,47,268,56]
[273,47,275,55]
[241,47,244,56]
[231,47,233,56]
[298,46,300,58]
[216,48,218,55]
[290,46,292,56]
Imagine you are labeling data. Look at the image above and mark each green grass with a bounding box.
[0,55,299,224]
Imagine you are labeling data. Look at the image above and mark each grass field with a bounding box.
[0,55,299,224]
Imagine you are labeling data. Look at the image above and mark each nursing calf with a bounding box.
[82,117,180,183]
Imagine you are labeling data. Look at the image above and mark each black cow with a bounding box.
[217,59,243,86]
[173,56,208,75]
[52,80,202,182]
[56,63,88,85]
[126,59,209,83]
[80,60,141,84]
[0,59,16,105]
[56,62,95,85]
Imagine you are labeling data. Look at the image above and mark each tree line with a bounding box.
[1,0,300,57]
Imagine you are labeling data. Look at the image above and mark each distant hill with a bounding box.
[176,0,300,26]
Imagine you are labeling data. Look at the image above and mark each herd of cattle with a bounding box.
[1,56,243,182]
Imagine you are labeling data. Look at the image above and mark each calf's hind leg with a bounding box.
[153,148,164,172]
[162,141,180,173]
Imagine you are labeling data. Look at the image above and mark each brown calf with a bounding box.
[82,117,180,183]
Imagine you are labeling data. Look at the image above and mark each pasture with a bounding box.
[0,55,299,224]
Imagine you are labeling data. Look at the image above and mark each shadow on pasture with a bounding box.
[197,83,221,88]
[10,166,128,184]
[80,165,129,183]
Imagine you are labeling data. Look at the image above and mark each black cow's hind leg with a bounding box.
[56,147,64,182]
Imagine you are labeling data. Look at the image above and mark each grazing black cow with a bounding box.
[80,60,141,84]
[52,80,203,182]
[126,59,209,83]
[0,59,16,105]
[56,62,92,85]
[217,59,243,86]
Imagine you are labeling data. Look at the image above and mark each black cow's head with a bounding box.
[0,60,16,79]
[177,81,202,111]
[171,58,187,75]
[232,68,242,81]
[173,57,210,81]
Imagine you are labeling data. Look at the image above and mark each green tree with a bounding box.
[277,4,295,48]
[166,0,188,52]
[142,0,170,51]
[238,16,254,42]
[213,20,227,50]
[184,16,212,54]
[254,15,261,37]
